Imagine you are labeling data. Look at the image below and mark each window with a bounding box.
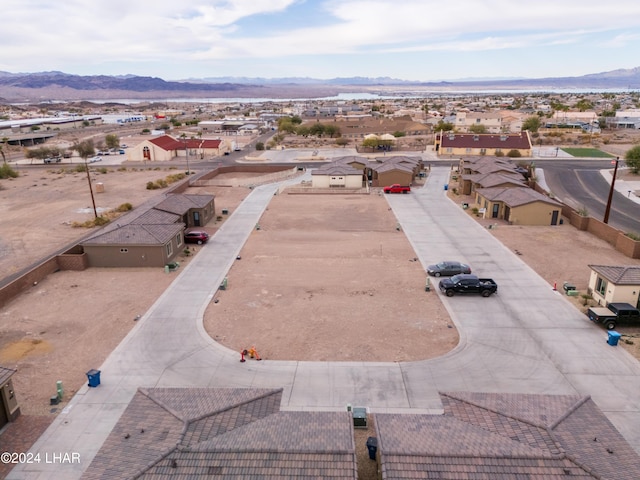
[176,233,182,247]
[120,248,128,253]
[595,277,607,296]
[166,242,173,257]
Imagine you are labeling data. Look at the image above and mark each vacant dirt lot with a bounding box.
[204,192,456,362]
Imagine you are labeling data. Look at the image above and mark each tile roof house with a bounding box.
[128,135,224,162]
[310,161,365,188]
[474,186,563,225]
[81,193,215,268]
[83,388,358,480]
[436,131,532,157]
[588,265,640,306]
[374,392,640,480]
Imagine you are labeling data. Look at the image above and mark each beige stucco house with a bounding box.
[311,162,364,188]
[474,187,563,225]
[587,265,640,307]
[128,135,224,162]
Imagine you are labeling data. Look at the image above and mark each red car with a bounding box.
[184,230,209,244]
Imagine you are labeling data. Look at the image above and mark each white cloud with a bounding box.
[2,0,640,78]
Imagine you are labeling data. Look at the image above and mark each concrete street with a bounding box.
[9,166,640,479]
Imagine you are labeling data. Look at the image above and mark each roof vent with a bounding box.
[500,135,507,141]
[473,135,479,141]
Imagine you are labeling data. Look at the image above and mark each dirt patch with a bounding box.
[205,192,457,362]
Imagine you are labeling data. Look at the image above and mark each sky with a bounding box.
[3,0,640,82]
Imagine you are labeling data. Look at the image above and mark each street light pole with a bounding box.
[603,157,619,224]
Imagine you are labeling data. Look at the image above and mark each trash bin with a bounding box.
[86,369,101,387]
[607,331,621,346]
[444,184,448,191]
[366,437,378,460]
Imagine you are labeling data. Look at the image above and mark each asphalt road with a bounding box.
[537,159,640,234]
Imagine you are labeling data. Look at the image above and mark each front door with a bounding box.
[492,204,499,218]
[193,211,201,227]
[551,210,559,225]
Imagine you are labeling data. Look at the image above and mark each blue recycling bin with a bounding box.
[607,331,621,346]
[366,437,378,460]
[86,369,101,387]
[443,184,448,191]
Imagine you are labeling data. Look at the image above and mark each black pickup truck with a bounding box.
[587,302,640,330]
[438,274,498,297]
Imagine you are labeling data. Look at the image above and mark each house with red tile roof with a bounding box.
[128,135,224,162]
[436,131,532,157]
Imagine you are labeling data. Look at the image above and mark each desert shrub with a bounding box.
[625,232,640,241]
[0,163,18,179]
[97,167,108,174]
[146,181,159,190]
[74,164,87,173]
[166,173,186,184]
[506,149,522,157]
[72,216,110,228]
[115,202,133,212]
[495,151,504,157]
[117,166,127,172]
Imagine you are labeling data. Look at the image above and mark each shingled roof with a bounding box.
[311,162,363,176]
[153,193,215,215]
[464,172,527,188]
[82,223,185,246]
[588,265,640,285]
[375,392,640,480]
[83,388,357,480]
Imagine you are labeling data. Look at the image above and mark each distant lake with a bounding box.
[69,88,639,105]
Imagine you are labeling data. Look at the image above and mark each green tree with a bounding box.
[323,124,340,138]
[309,123,326,137]
[468,124,487,134]
[105,134,120,150]
[522,116,542,133]
[575,99,594,111]
[25,146,59,163]
[624,145,640,174]
[362,137,380,151]
[296,125,310,137]
[255,142,265,151]
[435,120,454,132]
[277,118,296,134]
[72,140,98,218]
[392,131,406,138]
[290,115,303,125]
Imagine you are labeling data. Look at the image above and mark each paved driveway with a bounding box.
[10,168,640,479]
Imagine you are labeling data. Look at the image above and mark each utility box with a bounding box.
[352,407,367,428]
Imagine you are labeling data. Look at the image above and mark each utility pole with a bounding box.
[603,157,619,224]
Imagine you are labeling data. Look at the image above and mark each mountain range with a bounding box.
[1,67,639,103]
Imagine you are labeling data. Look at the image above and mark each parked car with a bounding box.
[438,274,498,297]
[89,156,102,163]
[383,184,411,194]
[44,157,61,164]
[587,302,640,330]
[427,261,472,277]
[184,230,210,245]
